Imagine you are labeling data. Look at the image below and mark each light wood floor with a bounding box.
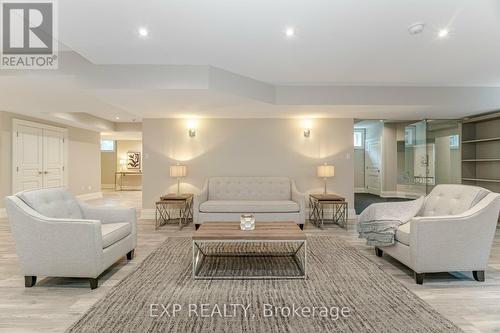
[0,191,499,333]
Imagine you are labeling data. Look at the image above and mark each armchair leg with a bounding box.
[473,270,485,282]
[414,273,425,285]
[126,249,135,260]
[24,276,36,287]
[299,224,304,230]
[195,224,200,230]
[375,248,383,257]
[89,278,98,290]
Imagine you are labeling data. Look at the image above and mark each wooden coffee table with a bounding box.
[192,221,307,279]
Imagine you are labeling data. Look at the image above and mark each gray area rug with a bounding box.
[68,236,462,332]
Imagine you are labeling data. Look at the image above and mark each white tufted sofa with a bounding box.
[4,187,137,290]
[193,177,305,228]
[375,184,500,284]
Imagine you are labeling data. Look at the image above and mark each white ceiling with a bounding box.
[1,1,500,131]
[60,0,500,86]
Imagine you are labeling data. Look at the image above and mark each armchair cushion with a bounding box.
[17,187,83,219]
[421,184,489,217]
[395,222,411,246]
[101,222,132,248]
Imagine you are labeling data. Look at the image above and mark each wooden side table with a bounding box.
[155,193,193,230]
[309,193,348,229]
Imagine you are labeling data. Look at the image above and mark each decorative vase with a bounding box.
[240,214,255,231]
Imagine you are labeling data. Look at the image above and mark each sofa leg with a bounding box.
[299,224,304,230]
[414,273,425,285]
[24,276,36,287]
[473,270,485,282]
[195,224,200,230]
[375,248,383,257]
[127,249,135,260]
[89,278,98,290]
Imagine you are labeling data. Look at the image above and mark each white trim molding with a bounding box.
[0,208,6,218]
[354,187,367,193]
[101,184,115,189]
[76,192,103,201]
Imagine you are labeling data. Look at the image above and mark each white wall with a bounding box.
[0,111,101,208]
[142,118,355,215]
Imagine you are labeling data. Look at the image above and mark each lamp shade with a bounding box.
[317,164,335,178]
[169,165,187,178]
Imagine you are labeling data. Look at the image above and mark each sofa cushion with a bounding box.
[208,177,291,201]
[199,200,300,213]
[101,222,131,248]
[17,187,83,219]
[421,184,490,217]
[395,222,411,246]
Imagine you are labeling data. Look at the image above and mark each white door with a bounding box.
[43,129,65,188]
[365,139,381,195]
[12,120,67,193]
[14,125,44,192]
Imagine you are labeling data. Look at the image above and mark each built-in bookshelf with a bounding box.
[461,112,500,193]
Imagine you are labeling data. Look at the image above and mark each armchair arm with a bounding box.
[291,180,305,224]
[4,196,103,277]
[409,193,500,272]
[193,180,209,224]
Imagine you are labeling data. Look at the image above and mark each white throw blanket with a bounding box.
[357,197,425,246]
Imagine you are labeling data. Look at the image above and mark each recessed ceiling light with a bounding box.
[138,27,148,38]
[408,22,425,35]
[285,27,295,38]
[115,116,120,120]
[438,28,449,38]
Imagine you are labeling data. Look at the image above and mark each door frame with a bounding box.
[12,119,68,193]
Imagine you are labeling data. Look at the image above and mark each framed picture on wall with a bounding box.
[127,152,141,170]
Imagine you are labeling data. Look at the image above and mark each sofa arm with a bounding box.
[5,196,103,277]
[291,180,305,224]
[193,180,209,224]
[409,193,500,272]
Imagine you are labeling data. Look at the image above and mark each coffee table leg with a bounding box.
[291,241,307,279]
[193,241,207,279]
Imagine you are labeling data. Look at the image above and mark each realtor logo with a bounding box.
[1,0,58,69]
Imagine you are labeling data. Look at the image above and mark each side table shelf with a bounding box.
[155,193,193,230]
[309,193,348,229]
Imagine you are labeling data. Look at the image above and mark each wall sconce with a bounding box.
[187,119,197,137]
[303,119,312,137]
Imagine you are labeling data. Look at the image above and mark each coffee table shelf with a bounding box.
[192,222,307,280]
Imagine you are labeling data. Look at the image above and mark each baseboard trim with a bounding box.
[354,187,367,193]
[77,192,103,201]
[380,191,421,199]
[0,208,6,218]
[142,208,356,220]
[101,184,115,189]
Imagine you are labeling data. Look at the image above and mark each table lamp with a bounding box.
[119,159,126,171]
[317,163,335,194]
[170,163,187,194]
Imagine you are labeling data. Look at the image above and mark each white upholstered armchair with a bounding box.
[4,188,137,290]
[375,184,500,284]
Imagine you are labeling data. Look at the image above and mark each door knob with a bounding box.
[38,171,42,175]
[44,171,48,174]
